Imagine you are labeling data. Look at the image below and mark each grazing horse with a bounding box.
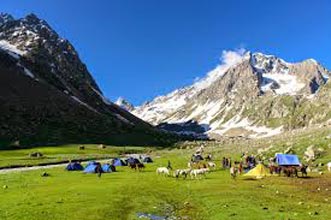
[298,165,308,177]
[129,163,138,171]
[136,163,145,171]
[282,166,298,177]
[269,165,281,175]
[174,169,191,179]
[156,167,170,176]
[190,168,209,179]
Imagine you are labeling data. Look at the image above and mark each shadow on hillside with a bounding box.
[156,120,210,140]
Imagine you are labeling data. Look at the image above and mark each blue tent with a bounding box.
[84,161,100,173]
[143,157,153,163]
[102,164,112,173]
[276,154,300,166]
[113,158,126,166]
[66,162,84,171]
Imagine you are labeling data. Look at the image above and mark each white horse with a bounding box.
[327,162,331,172]
[174,169,191,179]
[156,167,170,176]
[190,168,209,179]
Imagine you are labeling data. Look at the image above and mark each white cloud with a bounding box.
[193,48,246,90]
[220,48,246,66]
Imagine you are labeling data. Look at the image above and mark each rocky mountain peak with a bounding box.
[0,13,14,25]
[250,52,289,74]
[115,97,135,112]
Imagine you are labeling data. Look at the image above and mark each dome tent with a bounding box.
[143,156,153,163]
[112,158,126,166]
[66,162,84,171]
[102,163,116,172]
[243,163,270,179]
[84,161,99,173]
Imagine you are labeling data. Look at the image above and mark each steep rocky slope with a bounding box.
[0,13,173,147]
[128,50,331,139]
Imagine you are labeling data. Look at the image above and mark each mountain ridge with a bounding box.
[121,50,331,139]
[0,13,175,147]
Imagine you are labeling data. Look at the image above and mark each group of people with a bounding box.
[221,157,232,169]
[221,153,259,178]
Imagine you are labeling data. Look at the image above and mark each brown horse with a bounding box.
[298,165,308,177]
[269,165,281,175]
[281,166,298,177]
[137,163,145,171]
[129,163,145,171]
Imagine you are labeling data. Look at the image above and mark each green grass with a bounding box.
[0,144,149,168]
[1,146,331,220]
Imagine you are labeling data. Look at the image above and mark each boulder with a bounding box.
[29,152,43,158]
[98,144,106,149]
[303,145,316,161]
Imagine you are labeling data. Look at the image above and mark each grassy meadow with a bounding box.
[1,140,331,220]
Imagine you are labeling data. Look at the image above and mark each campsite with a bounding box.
[1,1,331,220]
[1,127,331,220]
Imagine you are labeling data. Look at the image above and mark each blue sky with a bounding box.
[2,0,331,105]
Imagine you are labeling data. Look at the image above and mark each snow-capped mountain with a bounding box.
[0,13,169,146]
[131,50,331,139]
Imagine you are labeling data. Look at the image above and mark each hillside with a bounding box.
[0,13,174,147]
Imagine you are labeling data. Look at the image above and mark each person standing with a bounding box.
[95,163,103,178]
[167,160,172,170]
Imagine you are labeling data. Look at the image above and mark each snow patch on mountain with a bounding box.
[210,116,283,138]
[261,73,305,95]
[0,40,26,57]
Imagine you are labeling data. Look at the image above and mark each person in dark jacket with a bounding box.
[95,163,103,178]
[167,160,173,170]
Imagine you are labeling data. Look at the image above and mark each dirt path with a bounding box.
[0,163,66,174]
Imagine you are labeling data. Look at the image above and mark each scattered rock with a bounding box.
[3,185,8,189]
[98,144,106,149]
[41,172,50,177]
[29,152,43,158]
[298,201,304,205]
